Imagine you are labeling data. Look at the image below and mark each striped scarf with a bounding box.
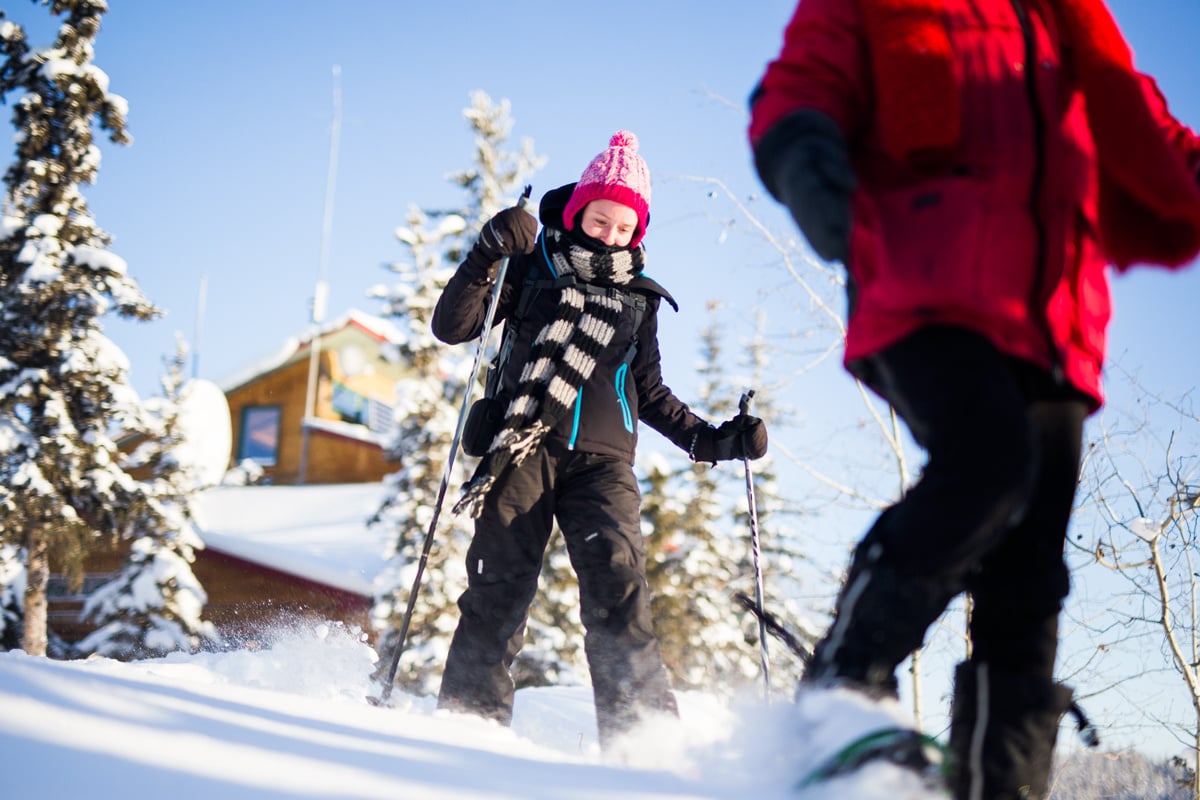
[453,228,644,518]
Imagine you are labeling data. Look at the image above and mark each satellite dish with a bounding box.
[176,379,232,488]
[339,344,367,377]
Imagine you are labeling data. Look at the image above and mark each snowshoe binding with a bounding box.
[800,726,948,791]
[788,682,951,798]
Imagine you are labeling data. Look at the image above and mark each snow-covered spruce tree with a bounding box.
[0,2,159,657]
[642,304,816,694]
[452,94,580,688]
[641,450,750,690]
[78,335,217,659]
[367,202,474,694]
[0,542,24,650]
[732,309,817,688]
[642,304,765,692]
[450,91,546,236]
[368,91,550,695]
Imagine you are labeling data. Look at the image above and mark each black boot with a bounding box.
[948,661,1073,800]
[436,579,537,726]
[804,538,953,695]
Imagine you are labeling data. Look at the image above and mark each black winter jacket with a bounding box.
[431,185,709,464]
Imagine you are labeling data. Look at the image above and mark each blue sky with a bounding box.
[3,0,800,398]
[2,1,1197,413]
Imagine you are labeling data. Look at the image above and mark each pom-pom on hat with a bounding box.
[562,130,652,247]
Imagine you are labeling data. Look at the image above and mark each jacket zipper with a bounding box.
[568,390,582,450]
[1011,0,1065,384]
[614,364,634,433]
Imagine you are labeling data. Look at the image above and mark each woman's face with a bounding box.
[579,199,639,247]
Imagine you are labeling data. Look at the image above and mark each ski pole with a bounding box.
[739,389,770,702]
[372,185,532,706]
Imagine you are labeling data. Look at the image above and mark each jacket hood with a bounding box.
[539,183,576,229]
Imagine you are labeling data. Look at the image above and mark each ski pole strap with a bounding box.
[734,591,812,662]
[1068,701,1100,748]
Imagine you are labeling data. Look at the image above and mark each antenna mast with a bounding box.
[192,272,207,379]
[298,65,342,484]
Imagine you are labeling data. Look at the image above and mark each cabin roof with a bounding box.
[190,483,393,597]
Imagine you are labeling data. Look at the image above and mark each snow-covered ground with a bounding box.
[0,623,948,800]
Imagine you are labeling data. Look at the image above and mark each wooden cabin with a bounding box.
[48,309,412,648]
[223,309,410,485]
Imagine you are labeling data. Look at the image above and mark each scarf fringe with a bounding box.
[502,420,552,466]
[452,420,554,517]
[453,472,495,519]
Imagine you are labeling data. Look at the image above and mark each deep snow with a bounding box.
[0,623,949,799]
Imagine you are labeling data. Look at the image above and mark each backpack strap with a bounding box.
[620,292,646,366]
[485,254,559,398]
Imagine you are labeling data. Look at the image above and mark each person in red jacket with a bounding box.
[749,1,1200,797]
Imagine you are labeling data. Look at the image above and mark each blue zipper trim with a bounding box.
[614,364,634,433]
[568,389,582,449]
[540,234,558,277]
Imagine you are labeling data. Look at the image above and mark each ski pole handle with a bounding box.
[739,390,755,417]
[738,389,755,458]
[475,185,532,361]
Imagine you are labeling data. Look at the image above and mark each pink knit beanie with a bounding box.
[562,130,652,247]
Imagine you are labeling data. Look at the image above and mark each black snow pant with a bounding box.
[804,326,1087,799]
[437,441,678,748]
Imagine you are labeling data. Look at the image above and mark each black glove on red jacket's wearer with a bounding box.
[753,108,855,264]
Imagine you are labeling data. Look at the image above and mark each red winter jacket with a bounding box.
[750,0,1200,408]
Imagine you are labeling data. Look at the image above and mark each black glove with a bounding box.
[476,207,538,262]
[754,109,855,263]
[690,414,768,464]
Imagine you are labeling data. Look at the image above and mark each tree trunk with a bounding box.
[1193,731,1200,799]
[22,526,48,657]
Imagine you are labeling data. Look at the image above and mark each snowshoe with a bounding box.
[799,726,948,793]
[787,682,951,799]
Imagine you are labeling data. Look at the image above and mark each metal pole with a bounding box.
[192,273,207,379]
[373,186,532,705]
[740,389,770,701]
[298,65,341,485]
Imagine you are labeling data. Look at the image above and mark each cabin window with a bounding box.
[331,381,368,425]
[238,405,282,465]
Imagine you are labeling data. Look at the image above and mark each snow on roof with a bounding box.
[304,415,387,447]
[342,308,406,343]
[216,307,404,393]
[190,483,394,597]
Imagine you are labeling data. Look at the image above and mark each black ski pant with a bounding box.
[437,442,677,747]
[805,326,1088,798]
[807,325,1086,684]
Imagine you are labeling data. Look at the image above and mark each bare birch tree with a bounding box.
[671,174,964,727]
[1072,387,1200,794]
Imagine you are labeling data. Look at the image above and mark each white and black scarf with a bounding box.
[453,228,645,518]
